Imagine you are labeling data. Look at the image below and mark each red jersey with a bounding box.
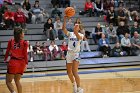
[4,39,28,64]
[84,2,93,11]
[14,12,26,23]
[4,11,14,20]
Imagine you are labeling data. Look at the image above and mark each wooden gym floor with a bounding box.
[0,66,140,93]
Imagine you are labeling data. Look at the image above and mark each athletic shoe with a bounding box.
[12,91,16,93]
[73,82,77,93]
[77,87,84,93]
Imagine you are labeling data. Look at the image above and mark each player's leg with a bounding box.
[14,74,22,93]
[6,74,16,93]
[66,63,75,83]
[72,60,80,87]
[72,60,83,93]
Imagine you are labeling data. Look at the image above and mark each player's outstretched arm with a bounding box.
[62,16,69,36]
[74,24,83,40]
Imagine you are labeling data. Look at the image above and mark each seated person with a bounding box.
[112,42,127,57]
[60,41,68,59]
[117,21,130,41]
[41,42,51,61]
[14,7,26,29]
[131,31,140,56]
[4,8,14,29]
[117,5,127,24]
[94,0,104,17]
[106,6,117,25]
[130,21,140,37]
[49,41,60,60]
[80,25,91,52]
[21,4,30,23]
[33,41,43,54]
[98,33,111,57]
[106,23,118,43]
[103,0,114,14]
[44,18,55,41]
[84,0,94,17]
[92,23,103,44]
[66,18,74,32]
[51,6,62,19]
[134,15,140,24]
[27,41,34,62]
[22,0,31,11]
[30,0,44,24]
[54,17,64,40]
[121,33,131,55]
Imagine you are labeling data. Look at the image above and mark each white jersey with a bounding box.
[67,32,84,52]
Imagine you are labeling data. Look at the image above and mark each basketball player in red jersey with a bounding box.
[4,28,28,93]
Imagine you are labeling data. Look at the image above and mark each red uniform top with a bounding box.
[14,11,26,23]
[84,2,94,11]
[4,39,28,64]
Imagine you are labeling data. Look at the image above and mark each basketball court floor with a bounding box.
[0,66,140,93]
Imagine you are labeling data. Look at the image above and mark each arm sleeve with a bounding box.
[4,40,11,61]
[24,41,28,64]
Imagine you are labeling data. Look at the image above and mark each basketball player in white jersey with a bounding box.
[62,16,84,93]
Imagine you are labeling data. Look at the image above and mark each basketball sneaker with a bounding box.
[73,82,77,93]
[77,87,84,93]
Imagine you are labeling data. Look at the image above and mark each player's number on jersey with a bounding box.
[73,42,76,47]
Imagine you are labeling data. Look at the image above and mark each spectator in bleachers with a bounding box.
[4,8,14,29]
[106,23,118,43]
[98,33,110,58]
[92,23,103,44]
[84,0,94,17]
[117,21,130,41]
[44,18,55,41]
[0,1,8,23]
[27,41,34,62]
[51,0,61,8]
[121,32,131,55]
[49,40,60,60]
[54,17,64,40]
[130,22,140,37]
[21,4,30,23]
[134,15,140,25]
[22,0,31,11]
[112,42,127,57]
[106,6,117,25]
[131,31,140,56]
[117,5,127,25]
[51,6,62,19]
[41,42,51,61]
[103,0,114,14]
[30,0,44,24]
[14,7,26,29]
[80,24,91,52]
[33,41,43,55]
[60,41,68,59]
[66,18,74,32]
[94,0,104,17]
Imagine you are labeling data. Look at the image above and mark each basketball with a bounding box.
[65,7,75,17]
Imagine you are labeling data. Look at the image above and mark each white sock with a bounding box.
[12,91,16,93]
